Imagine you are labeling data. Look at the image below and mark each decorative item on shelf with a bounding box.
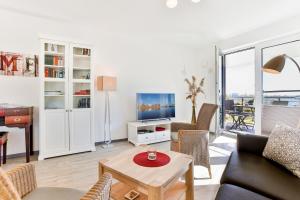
[147,148,157,161]
[86,72,90,79]
[82,48,90,56]
[185,76,205,124]
[45,43,58,53]
[58,70,64,78]
[262,54,300,74]
[124,190,140,200]
[97,76,117,148]
[0,51,38,77]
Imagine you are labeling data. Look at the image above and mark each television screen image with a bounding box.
[137,93,175,121]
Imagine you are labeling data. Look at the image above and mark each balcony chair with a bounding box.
[171,103,218,178]
[0,163,112,200]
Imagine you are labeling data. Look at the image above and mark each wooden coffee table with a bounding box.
[99,146,194,200]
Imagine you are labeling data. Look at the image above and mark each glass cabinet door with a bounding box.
[43,42,67,110]
[71,46,91,109]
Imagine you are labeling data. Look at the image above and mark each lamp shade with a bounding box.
[262,55,285,74]
[97,76,117,91]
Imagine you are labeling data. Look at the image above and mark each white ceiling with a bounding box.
[1,0,300,47]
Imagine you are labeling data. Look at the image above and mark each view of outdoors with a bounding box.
[220,41,300,134]
[263,40,300,107]
[223,49,255,134]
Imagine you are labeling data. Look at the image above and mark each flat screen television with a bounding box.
[136,93,175,121]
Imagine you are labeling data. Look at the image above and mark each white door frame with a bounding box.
[216,45,260,135]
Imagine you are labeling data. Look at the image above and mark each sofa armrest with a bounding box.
[171,122,196,132]
[80,173,112,200]
[6,163,37,198]
[237,133,268,155]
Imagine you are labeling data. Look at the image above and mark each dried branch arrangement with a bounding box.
[185,76,205,107]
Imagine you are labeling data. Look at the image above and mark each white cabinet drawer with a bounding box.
[137,133,155,142]
[156,131,170,140]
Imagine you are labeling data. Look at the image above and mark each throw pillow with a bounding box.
[263,124,300,178]
[0,168,21,200]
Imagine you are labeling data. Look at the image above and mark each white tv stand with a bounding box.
[128,120,171,146]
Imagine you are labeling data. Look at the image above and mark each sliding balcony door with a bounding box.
[219,48,256,134]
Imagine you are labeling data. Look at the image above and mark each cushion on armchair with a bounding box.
[171,132,179,141]
[171,122,196,142]
[171,122,196,133]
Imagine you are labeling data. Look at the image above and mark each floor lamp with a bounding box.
[97,76,117,148]
[262,54,300,74]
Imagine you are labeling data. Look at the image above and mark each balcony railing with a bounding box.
[263,90,300,107]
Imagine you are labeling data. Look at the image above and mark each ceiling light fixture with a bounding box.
[166,0,178,8]
[166,0,201,8]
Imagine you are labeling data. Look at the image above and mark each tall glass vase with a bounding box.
[191,105,196,124]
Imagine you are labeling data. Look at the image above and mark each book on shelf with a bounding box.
[45,55,64,66]
[45,68,64,78]
[78,97,90,108]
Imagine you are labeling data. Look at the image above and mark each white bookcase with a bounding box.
[128,120,171,146]
[39,38,95,160]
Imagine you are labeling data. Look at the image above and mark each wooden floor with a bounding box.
[2,135,236,200]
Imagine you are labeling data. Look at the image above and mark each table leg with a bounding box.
[98,160,108,179]
[236,116,243,130]
[0,144,2,166]
[148,186,163,200]
[230,115,237,129]
[185,161,194,200]
[25,125,30,163]
[30,124,34,155]
[3,142,7,164]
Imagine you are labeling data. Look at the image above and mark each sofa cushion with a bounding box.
[221,151,300,200]
[215,184,271,200]
[23,187,85,200]
[263,124,300,178]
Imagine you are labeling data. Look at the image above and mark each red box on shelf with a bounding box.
[74,90,90,95]
[0,109,4,117]
[155,127,166,132]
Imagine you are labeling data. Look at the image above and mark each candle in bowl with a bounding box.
[147,148,157,160]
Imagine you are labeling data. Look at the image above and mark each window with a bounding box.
[262,40,300,107]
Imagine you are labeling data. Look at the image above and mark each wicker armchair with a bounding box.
[171,103,218,178]
[0,163,112,200]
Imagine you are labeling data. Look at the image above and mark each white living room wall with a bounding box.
[0,9,211,155]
